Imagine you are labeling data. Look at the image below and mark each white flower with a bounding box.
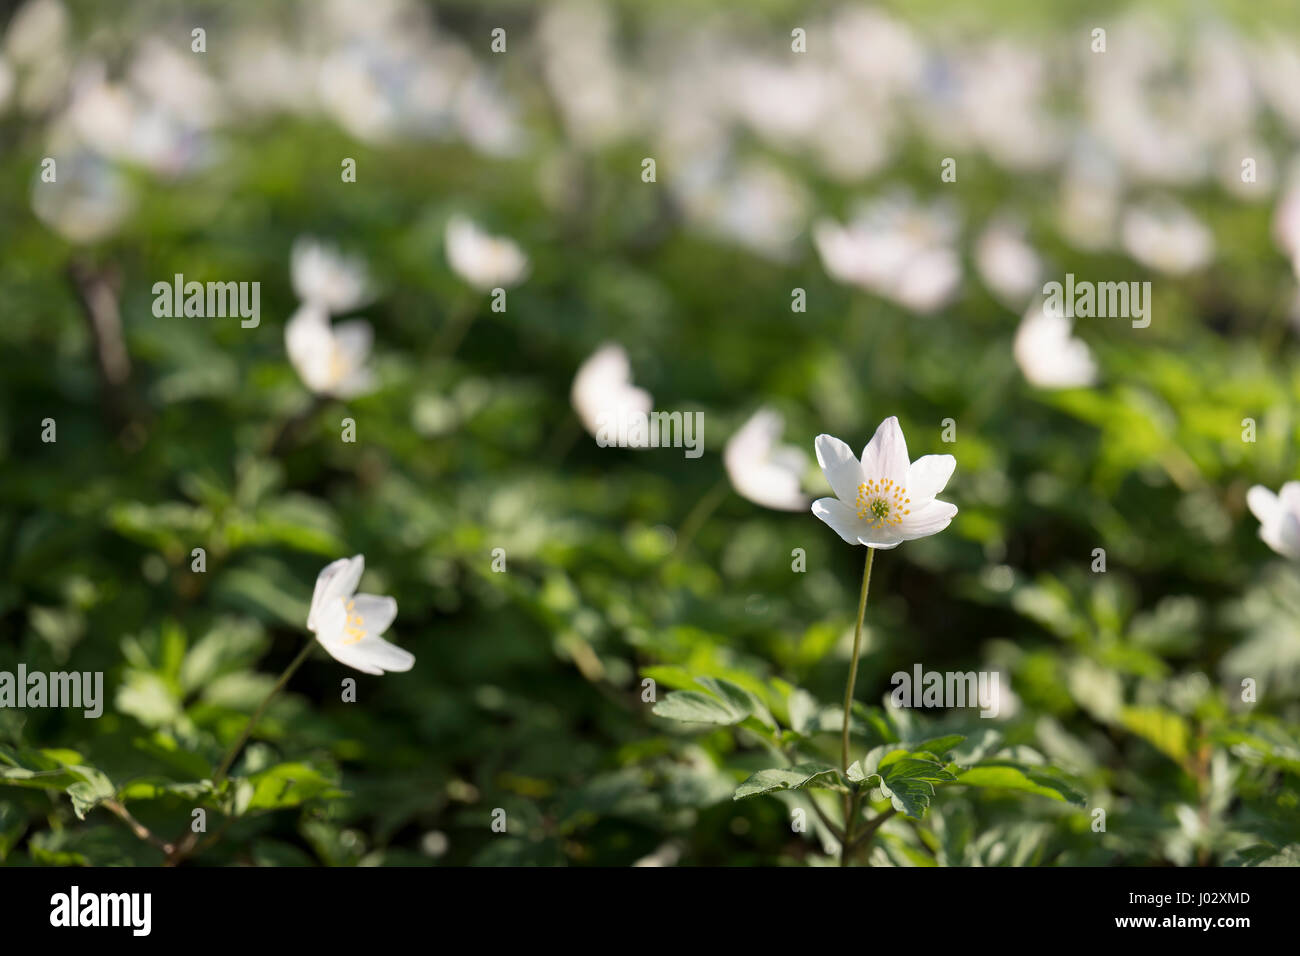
[1120,201,1214,275]
[975,218,1042,308]
[813,193,961,313]
[291,237,371,314]
[285,303,375,398]
[725,409,809,512]
[1246,483,1300,560]
[570,343,652,443]
[307,555,414,675]
[812,417,957,549]
[1013,302,1098,389]
[445,215,528,290]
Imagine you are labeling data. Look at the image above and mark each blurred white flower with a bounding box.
[812,417,957,549]
[975,218,1043,307]
[570,343,652,443]
[1121,201,1213,275]
[0,56,13,112]
[538,0,639,147]
[30,146,132,243]
[445,215,528,290]
[285,303,375,398]
[1271,166,1300,262]
[308,555,414,675]
[1056,148,1121,252]
[3,0,67,67]
[291,237,371,314]
[724,409,809,512]
[677,158,808,260]
[813,193,961,313]
[60,68,210,178]
[1013,303,1098,389]
[1246,484,1300,561]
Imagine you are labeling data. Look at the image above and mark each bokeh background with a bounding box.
[1,0,1299,866]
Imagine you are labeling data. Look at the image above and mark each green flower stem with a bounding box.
[212,640,318,785]
[430,294,479,359]
[670,476,730,561]
[840,546,876,866]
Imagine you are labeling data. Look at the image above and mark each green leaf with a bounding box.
[874,758,958,819]
[1119,706,1190,766]
[695,677,775,730]
[67,768,116,820]
[652,690,747,725]
[787,688,818,735]
[956,763,1086,806]
[733,763,840,800]
[911,735,966,760]
[243,762,341,811]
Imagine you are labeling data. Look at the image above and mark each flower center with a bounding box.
[342,599,367,645]
[855,479,911,528]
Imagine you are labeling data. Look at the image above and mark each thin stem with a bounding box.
[670,477,729,561]
[213,640,317,784]
[103,799,173,855]
[430,296,479,359]
[839,547,876,867]
[849,807,897,855]
[167,641,318,866]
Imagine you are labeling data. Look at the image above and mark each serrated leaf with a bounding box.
[733,764,840,800]
[875,758,955,820]
[67,768,116,820]
[695,677,775,730]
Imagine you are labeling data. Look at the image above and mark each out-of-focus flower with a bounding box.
[1246,483,1300,560]
[285,303,375,398]
[677,158,808,261]
[291,237,371,314]
[1271,165,1300,262]
[975,218,1043,307]
[1218,141,1274,201]
[571,343,652,443]
[812,417,957,549]
[1013,303,1098,389]
[60,70,210,178]
[0,56,13,111]
[445,215,528,290]
[1056,146,1121,251]
[724,409,809,512]
[3,0,67,67]
[538,0,639,147]
[30,145,132,243]
[308,555,413,675]
[1120,201,1214,275]
[813,193,961,313]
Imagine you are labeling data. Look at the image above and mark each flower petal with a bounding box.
[350,593,398,637]
[814,434,863,503]
[1246,485,1281,527]
[313,596,413,674]
[899,499,958,541]
[906,454,956,502]
[327,635,415,675]
[307,555,364,632]
[857,527,904,549]
[861,416,909,486]
[812,496,862,545]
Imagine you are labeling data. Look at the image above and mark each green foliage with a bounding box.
[0,0,1298,868]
